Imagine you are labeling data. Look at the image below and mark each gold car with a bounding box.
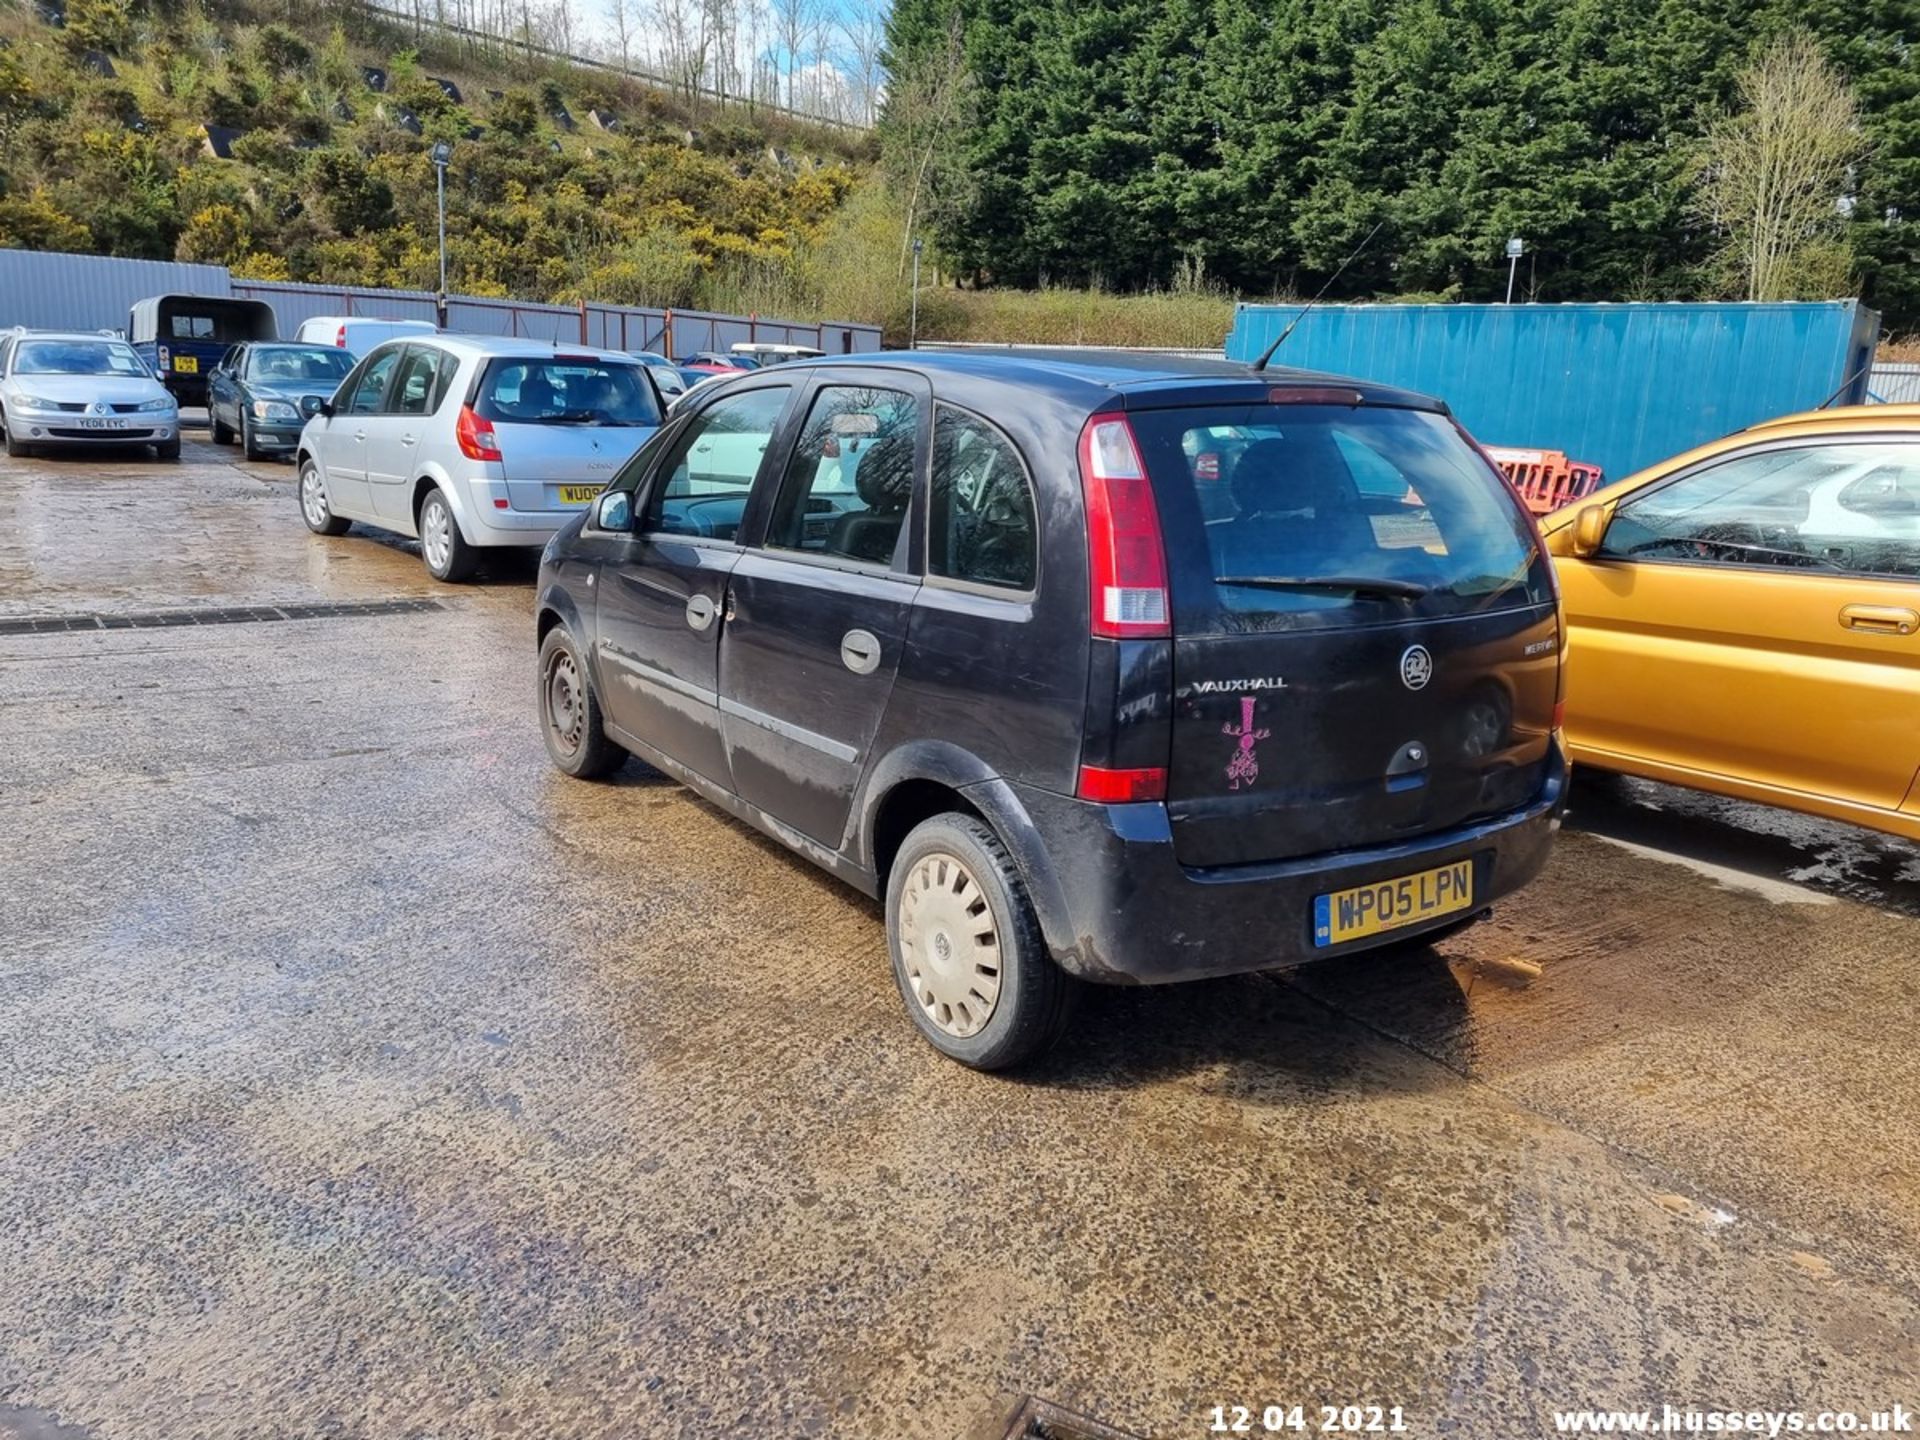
[1541,404,1920,842]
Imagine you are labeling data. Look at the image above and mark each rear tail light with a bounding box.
[456,404,502,461]
[335,324,347,348]
[1551,700,1565,733]
[1077,413,1169,638]
[1076,764,1167,803]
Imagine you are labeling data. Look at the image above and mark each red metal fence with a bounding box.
[1485,446,1606,516]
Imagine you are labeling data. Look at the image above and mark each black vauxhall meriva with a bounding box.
[535,351,1568,1068]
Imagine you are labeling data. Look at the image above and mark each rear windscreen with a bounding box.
[474,359,662,427]
[1130,403,1553,631]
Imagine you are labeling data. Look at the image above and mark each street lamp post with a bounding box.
[430,141,453,329]
[910,237,923,350]
[1505,236,1525,304]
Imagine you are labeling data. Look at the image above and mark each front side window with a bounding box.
[344,349,401,415]
[15,339,149,377]
[475,358,661,427]
[928,406,1037,591]
[764,385,920,566]
[1601,441,1920,580]
[641,386,793,541]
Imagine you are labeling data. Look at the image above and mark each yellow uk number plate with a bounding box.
[173,355,199,373]
[558,484,604,505]
[1314,860,1474,948]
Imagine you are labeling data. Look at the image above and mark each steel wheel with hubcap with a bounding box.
[418,486,476,581]
[898,851,1003,1040]
[886,812,1076,1069]
[299,459,349,535]
[537,626,624,778]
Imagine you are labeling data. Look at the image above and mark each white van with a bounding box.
[296,317,438,358]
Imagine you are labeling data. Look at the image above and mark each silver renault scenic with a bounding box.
[295,334,664,580]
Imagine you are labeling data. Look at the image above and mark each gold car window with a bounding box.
[1602,441,1920,582]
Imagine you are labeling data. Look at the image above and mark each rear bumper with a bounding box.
[462,505,586,548]
[997,739,1569,985]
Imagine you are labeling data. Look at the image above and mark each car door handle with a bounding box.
[352,430,366,442]
[685,594,717,631]
[400,434,416,446]
[841,629,881,675]
[1840,603,1919,636]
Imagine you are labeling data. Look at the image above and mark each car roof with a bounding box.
[9,330,136,343]
[370,333,640,362]
[1747,403,1920,432]
[774,348,1445,412]
[301,316,436,328]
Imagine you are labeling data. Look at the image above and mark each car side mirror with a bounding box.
[1569,503,1611,558]
[594,491,633,532]
[316,399,335,419]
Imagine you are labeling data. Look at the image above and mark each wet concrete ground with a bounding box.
[2,433,1918,1440]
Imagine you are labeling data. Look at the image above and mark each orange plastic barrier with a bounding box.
[1484,446,1606,516]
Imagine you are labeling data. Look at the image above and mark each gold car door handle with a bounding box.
[1839,603,1919,636]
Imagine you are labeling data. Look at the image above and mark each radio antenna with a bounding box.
[1251,219,1385,372]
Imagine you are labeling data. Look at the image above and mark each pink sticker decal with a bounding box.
[1222,694,1271,791]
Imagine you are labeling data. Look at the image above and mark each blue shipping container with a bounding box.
[1224,301,1881,483]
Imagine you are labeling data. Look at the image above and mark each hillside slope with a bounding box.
[0,0,875,317]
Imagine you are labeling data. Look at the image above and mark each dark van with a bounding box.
[129,295,276,406]
[534,352,1568,1068]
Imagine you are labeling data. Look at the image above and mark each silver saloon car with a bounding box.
[0,330,181,461]
[295,334,665,580]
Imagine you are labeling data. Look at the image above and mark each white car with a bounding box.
[295,333,666,580]
[295,316,438,359]
[0,330,180,461]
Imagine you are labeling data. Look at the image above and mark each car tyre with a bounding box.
[538,626,626,779]
[417,486,476,582]
[298,456,350,536]
[886,813,1077,1070]
[154,436,181,462]
[240,413,265,461]
[211,414,234,445]
[3,419,30,459]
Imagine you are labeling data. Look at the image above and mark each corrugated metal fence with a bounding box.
[1871,363,1920,404]
[0,248,882,357]
[1226,300,1880,481]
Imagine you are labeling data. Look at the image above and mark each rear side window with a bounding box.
[474,358,661,427]
[391,347,444,416]
[1131,403,1552,632]
[170,316,215,339]
[764,385,920,566]
[928,406,1037,591]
